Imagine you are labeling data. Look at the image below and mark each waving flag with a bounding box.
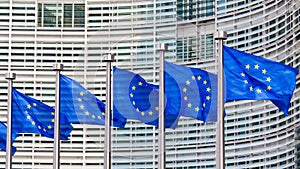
[60,75,126,128]
[0,122,17,155]
[165,61,218,122]
[113,67,181,129]
[12,88,73,140]
[224,46,299,115]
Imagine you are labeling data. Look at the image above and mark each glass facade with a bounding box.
[38,3,85,27]
[0,0,298,168]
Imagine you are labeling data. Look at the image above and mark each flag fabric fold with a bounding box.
[60,74,126,128]
[0,122,17,155]
[12,88,73,140]
[224,45,299,115]
[113,67,181,129]
[165,61,218,122]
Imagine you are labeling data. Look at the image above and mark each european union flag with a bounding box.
[113,67,181,129]
[165,61,218,122]
[60,75,126,128]
[224,46,299,115]
[12,88,73,140]
[0,122,17,155]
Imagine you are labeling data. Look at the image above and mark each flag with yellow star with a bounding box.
[12,88,73,140]
[224,46,299,115]
[59,75,126,128]
[113,67,181,129]
[0,121,17,155]
[164,61,218,122]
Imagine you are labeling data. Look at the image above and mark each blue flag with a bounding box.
[0,122,17,155]
[12,88,73,140]
[60,75,126,128]
[113,67,181,129]
[165,61,218,122]
[224,46,299,115]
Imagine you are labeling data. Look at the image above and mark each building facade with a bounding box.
[0,0,299,168]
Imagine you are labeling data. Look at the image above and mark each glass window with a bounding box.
[38,3,84,28]
[64,4,73,27]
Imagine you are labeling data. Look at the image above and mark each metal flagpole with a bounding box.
[5,72,16,169]
[215,30,227,169]
[103,53,114,169]
[156,43,168,169]
[53,63,63,169]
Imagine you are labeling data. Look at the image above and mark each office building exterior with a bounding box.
[0,0,299,168]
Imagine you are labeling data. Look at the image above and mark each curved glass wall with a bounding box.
[0,0,298,168]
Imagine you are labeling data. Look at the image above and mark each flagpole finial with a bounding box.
[5,72,16,80]
[52,64,64,71]
[156,43,168,51]
[215,30,227,40]
[103,53,115,62]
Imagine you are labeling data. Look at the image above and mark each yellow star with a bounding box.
[155,107,159,111]
[256,89,262,93]
[244,80,248,84]
[33,103,37,107]
[148,111,153,116]
[92,115,96,119]
[195,107,200,112]
[241,73,245,77]
[130,93,134,97]
[184,96,188,101]
[52,119,55,123]
[31,121,35,125]
[267,85,272,91]
[141,112,145,116]
[27,115,31,120]
[85,111,89,115]
[206,87,211,92]
[80,91,84,96]
[192,76,195,80]
[203,80,207,85]
[266,77,271,82]
[245,64,250,69]
[51,112,55,115]
[183,88,187,93]
[38,126,41,129]
[77,98,82,102]
[138,82,143,86]
[27,104,31,109]
[132,86,136,90]
[102,112,105,116]
[206,95,210,100]
[132,101,136,105]
[48,125,52,129]
[186,80,191,85]
[262,69,267,74]
[187,103,192,108]
[249,86,253,91]
[136,108,139,112]
[197,76,201,80]
[254,64,259,69]
[98,115,101,119]
[203,103,206,107]
[80,105,84,109]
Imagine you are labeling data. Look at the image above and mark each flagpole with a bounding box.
[215,30,227,169]
[103,53,114,169]
[156,43,168,169]
[53,63,63,169]
[5,72,16,169]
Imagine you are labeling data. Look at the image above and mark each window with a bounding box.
[38,3,85,28]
